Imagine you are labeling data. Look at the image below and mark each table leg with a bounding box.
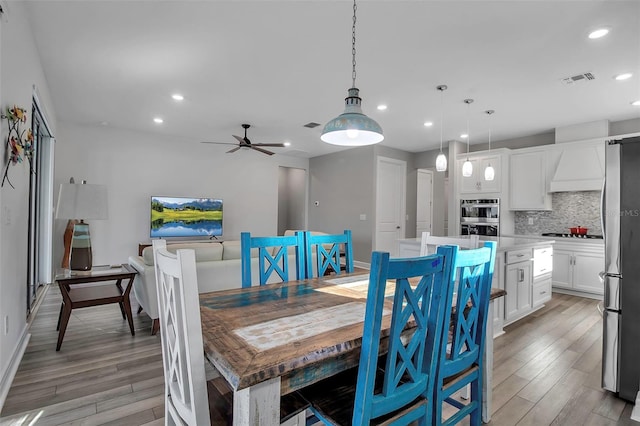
[123,291,135,336]
[233,377,280,426]
[482,300,495,423]
[56,302,64,331]
[56,302,73,351]
[115,279,126,319]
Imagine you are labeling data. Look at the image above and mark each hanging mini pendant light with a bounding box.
[435,85,448,172]
[461,99,474,177]
[484,110,495,181]
[321,0,383,146]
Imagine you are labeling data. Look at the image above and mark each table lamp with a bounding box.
[55,181,108,271]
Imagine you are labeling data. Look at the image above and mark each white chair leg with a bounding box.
[461,383,470,400]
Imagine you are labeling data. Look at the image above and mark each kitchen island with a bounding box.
[398,235,556,333]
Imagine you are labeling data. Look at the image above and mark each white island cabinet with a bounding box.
[397,236,554,331]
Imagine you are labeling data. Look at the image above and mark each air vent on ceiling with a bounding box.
[303,122,321,128]
[561,72,595,85]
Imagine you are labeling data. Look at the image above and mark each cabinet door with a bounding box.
[573,251,605,294]
[459,158,480,193]
[510,151,549,210]
[552,249,573,289]
[505,261,531,322]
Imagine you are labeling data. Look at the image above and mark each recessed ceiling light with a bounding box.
[284,142,291,147]
[377,104,388,111]
[461,133,468,139]
[632,100,640,106]
[172,94,184,101]
[588,28,609,39]
[153,117,164,124]
[424,121,433,127]
[615,73,633,81]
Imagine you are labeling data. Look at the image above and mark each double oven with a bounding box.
[460,199,500,236]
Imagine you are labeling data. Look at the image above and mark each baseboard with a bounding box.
[631,390,640,421]
[552,287,603,300]
[0,326,30,413]
[353,260,370,270]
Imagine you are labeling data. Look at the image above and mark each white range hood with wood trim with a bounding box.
[549,144,604,192]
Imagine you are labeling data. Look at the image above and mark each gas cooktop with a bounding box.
[541,232,603,239]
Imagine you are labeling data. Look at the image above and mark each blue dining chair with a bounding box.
[240,231,306,288]
[298,245,456,425]
[433,241,497,426]
[304,230,354,278]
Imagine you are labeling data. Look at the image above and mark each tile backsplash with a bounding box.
[514,191,602,235]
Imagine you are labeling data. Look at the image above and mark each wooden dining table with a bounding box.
[199,272,505,425]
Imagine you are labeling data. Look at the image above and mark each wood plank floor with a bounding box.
[0,286,637,425]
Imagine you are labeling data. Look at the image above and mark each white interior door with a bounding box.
[416,169,433,237]
[375,156,406,256]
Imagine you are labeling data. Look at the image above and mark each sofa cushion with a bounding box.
[142,242,224,266]
[222,240,258,260]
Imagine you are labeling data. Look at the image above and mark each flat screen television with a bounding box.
[150,196,223,238]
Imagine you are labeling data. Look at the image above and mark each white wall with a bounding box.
[0,1,58,406]
[53,123,309,266]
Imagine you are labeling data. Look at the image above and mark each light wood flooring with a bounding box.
[0,286,637,425]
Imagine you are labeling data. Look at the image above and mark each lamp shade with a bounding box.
[462,159,473,178]
[435,153,447,172]
[484,164,495,181]
[321,88,383,146]
[55,183,108,220]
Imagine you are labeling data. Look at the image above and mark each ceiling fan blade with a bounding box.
[254,143,286,148]
[201,141,239,145]
[250,146,275,156]
[226,146,241,154]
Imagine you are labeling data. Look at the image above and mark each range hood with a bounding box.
[549,145,604,192]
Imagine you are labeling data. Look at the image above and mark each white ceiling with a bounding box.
[22,0,640,158]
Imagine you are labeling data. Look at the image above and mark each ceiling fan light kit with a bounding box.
[321,0,383,147]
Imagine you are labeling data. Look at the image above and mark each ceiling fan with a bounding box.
[201,124,286,156]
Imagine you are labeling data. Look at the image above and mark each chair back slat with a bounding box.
[304,230,354,278]
[352,246,456,425]
[439,241,497,378]
[241,232,305,288]
[420,231,480,256]
[152,240,210,426]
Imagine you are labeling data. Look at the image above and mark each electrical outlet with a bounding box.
[359,214,366,221]
[528,217,534,225]
[4,315,8,335]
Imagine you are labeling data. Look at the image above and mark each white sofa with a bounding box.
[128,239,302,333]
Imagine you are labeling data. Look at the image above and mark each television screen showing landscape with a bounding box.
[150,197,223,238]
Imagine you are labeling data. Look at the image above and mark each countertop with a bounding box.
[501,234,604,247]
[398,236,555,252]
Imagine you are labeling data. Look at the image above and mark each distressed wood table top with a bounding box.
[199,273,505,395]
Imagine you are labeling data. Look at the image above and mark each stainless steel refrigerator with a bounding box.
[602,135,640,402]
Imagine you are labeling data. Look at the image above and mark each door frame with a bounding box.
[416,168,434,237]
[374,156,406,254]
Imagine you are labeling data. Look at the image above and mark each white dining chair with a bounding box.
[153,239,310,425]
[420,232,480,256]
[153,239,211,425]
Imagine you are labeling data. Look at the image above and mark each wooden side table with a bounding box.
[55,264,138,351]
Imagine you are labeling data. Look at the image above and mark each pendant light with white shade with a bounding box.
[321,0,383,146]
[461,99,474,178]
[484,110,495,181]
[435,85,448,172]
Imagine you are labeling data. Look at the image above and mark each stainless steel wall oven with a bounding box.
[460,199,500,236]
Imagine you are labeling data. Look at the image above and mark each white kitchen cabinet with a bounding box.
[459,155,501,194]
[509,150,552,210]
[552,242,604,296]
[532,246,553,307]
[505,259,532,323]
